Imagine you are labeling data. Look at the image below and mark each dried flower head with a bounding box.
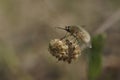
[48,39,81,63]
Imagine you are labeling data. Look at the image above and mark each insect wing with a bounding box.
[77,26,92,48]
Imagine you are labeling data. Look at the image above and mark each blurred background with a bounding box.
[0,0,120,80]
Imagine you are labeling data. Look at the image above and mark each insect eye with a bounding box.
[65,26,68,29]
[68,26,70,28]
[65,26,70,31]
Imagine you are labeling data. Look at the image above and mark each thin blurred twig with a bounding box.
[81,8,120,50]
[94,8,120,35]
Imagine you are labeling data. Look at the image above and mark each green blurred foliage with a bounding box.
[109,0,120,9]
[0,40,33,80]
[0,0,19,25]
[88,34,106,80]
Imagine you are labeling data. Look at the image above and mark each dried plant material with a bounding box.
[48,39,81,63]
[49,39,68,58]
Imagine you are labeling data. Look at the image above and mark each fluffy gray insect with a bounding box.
[57,25,92,48]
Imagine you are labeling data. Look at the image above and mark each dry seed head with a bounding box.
[48,39,81,63]
[49,39,68,56]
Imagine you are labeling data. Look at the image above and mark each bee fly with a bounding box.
[57,25,92,48]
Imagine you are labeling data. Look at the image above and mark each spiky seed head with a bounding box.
[48,39,81,63]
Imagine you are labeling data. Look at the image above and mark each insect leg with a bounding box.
[60,32,70,40]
